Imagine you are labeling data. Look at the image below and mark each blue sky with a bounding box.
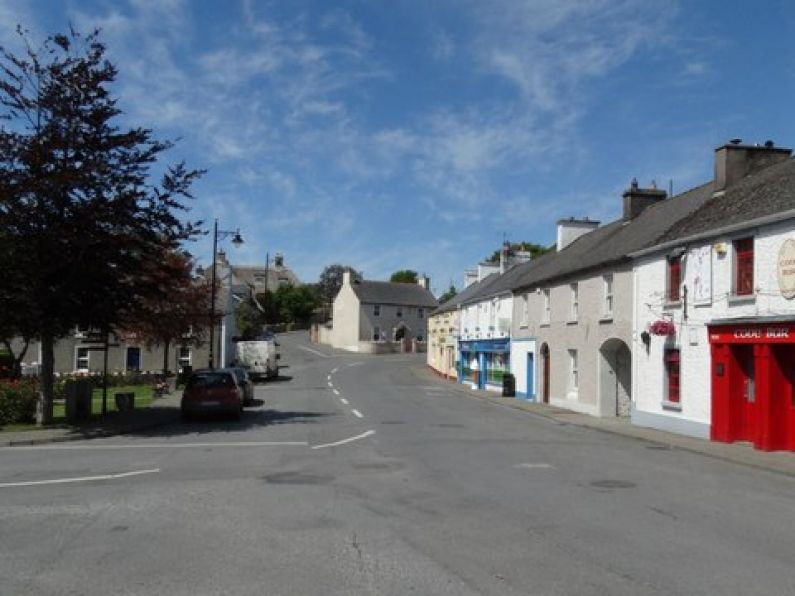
[3,1,795,295]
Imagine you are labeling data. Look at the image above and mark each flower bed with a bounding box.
[0,378,38,425]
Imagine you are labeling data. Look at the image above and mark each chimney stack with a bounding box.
[714,139,792,194]
[622,178,666,220]
[342,270,351,286]
[556,217,599,251]
[499,241,511,274]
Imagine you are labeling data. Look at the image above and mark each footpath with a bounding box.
[1,391,182,447]
[417,366,795,479]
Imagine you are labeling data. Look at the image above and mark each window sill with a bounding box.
[599,315,613,323]
[728,293,756,305]
[539,321,550,328]
[661,401,682,412]
[519,322,528,329]
[664,300,681,309]
[567,319,578,325]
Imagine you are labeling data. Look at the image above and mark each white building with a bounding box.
[632,140,795,452]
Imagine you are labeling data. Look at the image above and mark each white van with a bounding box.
[234,338,280,381]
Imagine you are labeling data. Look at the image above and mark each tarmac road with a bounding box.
[1,331,794,595]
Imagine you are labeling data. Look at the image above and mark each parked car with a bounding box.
[227,367,255,406]
[181,369,243,420]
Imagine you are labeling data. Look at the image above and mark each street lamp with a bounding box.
[208,218,243,369]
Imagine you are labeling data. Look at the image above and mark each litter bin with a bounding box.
[178,365,193,388]
[65,379,92,423]
[115,392,135,412]
[502,373,516,397]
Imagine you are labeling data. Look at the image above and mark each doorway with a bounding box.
[540,343,550,403]
[599,338,632,417]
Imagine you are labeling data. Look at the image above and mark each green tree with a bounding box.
[438,284,457,303]
[275,284,318,326]
[235,298,267,339]
[485,242,551,264]
[0,28,202,423]
[389,270,418,284]
[317,264,360,306]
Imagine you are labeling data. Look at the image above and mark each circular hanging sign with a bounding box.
[777,239,795,299]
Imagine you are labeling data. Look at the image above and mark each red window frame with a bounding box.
[734,237,754,296]
[667,255,681,302]
[665,349,680,403]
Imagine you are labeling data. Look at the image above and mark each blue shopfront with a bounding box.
[459,339,510,391]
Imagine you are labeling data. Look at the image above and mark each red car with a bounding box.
[181,369,244,420]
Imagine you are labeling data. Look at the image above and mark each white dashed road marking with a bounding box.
[333,389,340,395]
[351,409,364,419]
[340,398,349,405]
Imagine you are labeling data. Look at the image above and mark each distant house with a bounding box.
[330,271,438,353]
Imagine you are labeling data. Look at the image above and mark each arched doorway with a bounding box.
[394,324,410,341]
[540,343,550,403]
[599,338,632,417]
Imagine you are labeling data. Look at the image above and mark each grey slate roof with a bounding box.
[450,181,714,305]
[432,272,501,315]
[655,158,795,244]
[351,280,439,308]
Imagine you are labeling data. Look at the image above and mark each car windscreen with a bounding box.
[187,373,234,389]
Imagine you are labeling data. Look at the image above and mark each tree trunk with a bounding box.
[2,338,29,379]
[37,332,55,425]
[162,339,170,375]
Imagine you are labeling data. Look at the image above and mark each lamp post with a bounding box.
[208,219,243,369]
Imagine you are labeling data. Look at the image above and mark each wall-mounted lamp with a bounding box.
[640,330,651,354]
[714,242,728,256]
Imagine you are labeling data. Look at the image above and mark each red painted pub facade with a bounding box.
[709,318,795,451]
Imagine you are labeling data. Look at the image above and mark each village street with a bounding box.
[1,332,794,596]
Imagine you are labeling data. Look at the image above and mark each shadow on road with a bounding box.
[121,407,333,439]
[253,374,293,385]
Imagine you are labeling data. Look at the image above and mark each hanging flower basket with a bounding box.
[649,319,675,336]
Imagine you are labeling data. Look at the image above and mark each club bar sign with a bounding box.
[778,238,795,299]
[709,323,795,343]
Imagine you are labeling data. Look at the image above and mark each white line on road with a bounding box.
[4,441,309,451]
[513,463,555,470]
[340,398,349,405]
[333,389,340,395]
[331,367,339,374]
[327,381,333,387]
[311,430,375,450]
[345,362,363,368]
[0,468,160,488]
[327,374,332,381]
[351,409,364,419]
[298,345,330,358]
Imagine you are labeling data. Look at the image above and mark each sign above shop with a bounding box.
[777,238,795,299]
[709,322,795,343]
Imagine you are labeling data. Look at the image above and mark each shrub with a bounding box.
[0,378,39,425]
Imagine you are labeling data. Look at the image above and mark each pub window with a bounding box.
[373,304,381,316]
[667,255,682,302]
[665,348,681,404]
[733,237,754,296]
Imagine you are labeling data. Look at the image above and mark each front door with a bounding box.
[126,347,141,372]
[527,353,534,399]
[541,344,550,403]
[731,344,756,442]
